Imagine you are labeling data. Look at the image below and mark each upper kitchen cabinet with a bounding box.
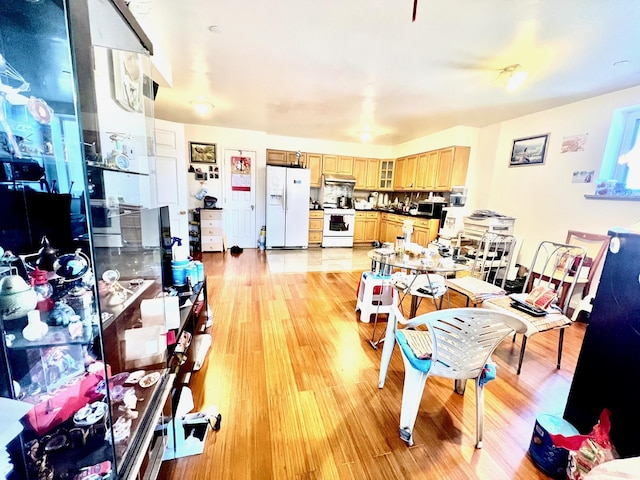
[378,159,394,190]
[266,149,287,166]
[434,146,469,191]
[307,153,322,187]
[365,158,380,190]
[323,155,353,175]
[266,149,305,167]
[353,158,379,190]
[393,154,418,190]
[411,146,470,192]
[338,156,354,175]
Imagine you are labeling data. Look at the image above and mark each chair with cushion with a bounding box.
[510,240,587,374]
[377,272,448,387]
[446,232,519,306]
[565,230,610,299]
[394,308,527,448]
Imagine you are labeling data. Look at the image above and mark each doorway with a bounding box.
[224,149,256,248]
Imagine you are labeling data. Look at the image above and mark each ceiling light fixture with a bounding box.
[190,100,214,115]
[358,126,373,143]
[499,64,528,91]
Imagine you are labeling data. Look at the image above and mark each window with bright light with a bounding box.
[598,106,640,195]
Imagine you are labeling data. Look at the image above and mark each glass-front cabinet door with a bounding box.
[1,1,169,479]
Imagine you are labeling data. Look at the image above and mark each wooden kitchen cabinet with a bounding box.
[354,211,379,243]
[354,158,381,190]
[393,155,418,190]
[404,154,418,190]
[267,149,287,165]
[412,218,439,246]
[380,213,405,243]
[353,157,368,189]
[430,146,470,191]
[322,154,339,173]
[266,149,305,167]
[338,156,354,175]
[366,159,380,189]
[393,157,406,190]
[379,159,394,190]
[415,152,432,190]
[286,150,306,167]
[307,153,323,186]
[308,210,324,245]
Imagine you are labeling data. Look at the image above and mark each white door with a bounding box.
[224,149,256,248]
[153,120,189,245]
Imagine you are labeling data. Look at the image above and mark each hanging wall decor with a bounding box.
[230,155,251,191]
[509,133,549,167]
[189,142,217,163]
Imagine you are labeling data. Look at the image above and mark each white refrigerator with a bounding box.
[266,166,311,248]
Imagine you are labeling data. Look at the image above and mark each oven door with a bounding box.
[323,213,354,237]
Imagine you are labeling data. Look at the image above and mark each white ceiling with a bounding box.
[131,0,640,146]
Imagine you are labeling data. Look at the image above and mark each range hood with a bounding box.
[322,173,356,184]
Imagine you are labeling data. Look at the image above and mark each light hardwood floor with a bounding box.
[158,247,584,479]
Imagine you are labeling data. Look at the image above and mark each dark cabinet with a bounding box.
[564,228,640,458]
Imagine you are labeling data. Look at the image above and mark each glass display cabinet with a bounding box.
[0,1,187,479]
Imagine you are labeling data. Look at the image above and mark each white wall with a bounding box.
[477,85,640,266]
[178,85,640,278]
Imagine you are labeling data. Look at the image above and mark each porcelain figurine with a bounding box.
[0,274,38,320]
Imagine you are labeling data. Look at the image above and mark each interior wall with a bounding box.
[482,85,640,267]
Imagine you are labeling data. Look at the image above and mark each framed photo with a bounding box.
[189,142,217,164]
[509,134,549,167]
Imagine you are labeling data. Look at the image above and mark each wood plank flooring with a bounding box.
[158,248,585,480]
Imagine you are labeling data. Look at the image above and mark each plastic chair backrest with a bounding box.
[420,308,527,380]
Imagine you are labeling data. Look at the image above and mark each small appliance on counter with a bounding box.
[416,200,447,218]
[203,196,218,209]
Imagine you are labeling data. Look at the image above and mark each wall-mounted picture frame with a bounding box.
[189,142,217,163]
[509,133,549,167]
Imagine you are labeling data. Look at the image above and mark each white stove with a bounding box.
[322,208,355,247]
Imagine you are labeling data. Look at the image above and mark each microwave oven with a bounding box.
[416,201,446,219]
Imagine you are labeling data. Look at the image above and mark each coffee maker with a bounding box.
[438,186,469,244]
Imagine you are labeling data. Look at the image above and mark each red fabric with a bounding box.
[24,372,105,435]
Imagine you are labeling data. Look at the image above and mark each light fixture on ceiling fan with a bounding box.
[499,64,528,91]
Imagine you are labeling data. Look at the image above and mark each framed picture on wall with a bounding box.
[509,134,549,167]
[189,142,217,163]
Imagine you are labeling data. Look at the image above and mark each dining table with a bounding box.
[367,247,471,388]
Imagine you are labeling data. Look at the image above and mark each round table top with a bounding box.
[367,248,469,273]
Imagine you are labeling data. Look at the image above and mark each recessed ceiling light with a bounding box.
[208,25,222,33]
[190,100,214,115]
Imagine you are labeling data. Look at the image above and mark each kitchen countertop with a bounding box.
[308,207,438,218]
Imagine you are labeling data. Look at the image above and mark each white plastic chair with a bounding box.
[394,308,527,448]
[377,272,448,387]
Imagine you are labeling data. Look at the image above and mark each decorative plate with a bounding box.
[125,370,145,384]
[138,371,161,388]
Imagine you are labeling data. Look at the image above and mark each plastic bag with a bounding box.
[550,409,618,480]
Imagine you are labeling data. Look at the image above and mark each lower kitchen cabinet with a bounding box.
[308,211,324,246]
[200,209,224,252]
[354,212,379,244]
